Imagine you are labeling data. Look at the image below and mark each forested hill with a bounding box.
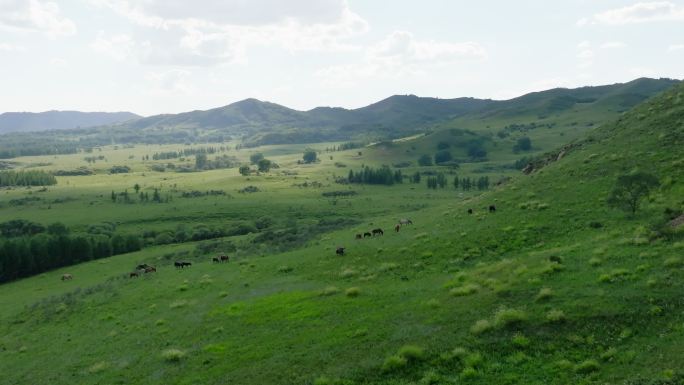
[0,111,140,134]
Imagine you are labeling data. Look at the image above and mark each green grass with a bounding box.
[0,83,683,384]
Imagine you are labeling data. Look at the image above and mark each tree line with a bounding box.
[0,170,57,187]
[347,166,403,185]
[0,220,142,283]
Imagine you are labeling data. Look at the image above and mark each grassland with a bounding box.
[0,83,683,384]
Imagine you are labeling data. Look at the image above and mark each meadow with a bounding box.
[0,83,683,384]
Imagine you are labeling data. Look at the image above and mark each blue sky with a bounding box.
[1,0,683,115]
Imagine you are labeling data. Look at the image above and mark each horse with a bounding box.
[395,224,401,232]
[61,273,72,281]
[467,208,473,214]
[372,228,384,236]
[212,257,220,263]
[144,266,156,273]
[175,261,191,269]
[136,263,149,270]
[220,255,229,263]
[355,233,362,240]
[489,205,496,213]
[363,232,372,238]
[336,247,345,256]
[399,219,413,225]
[129,272,139,278]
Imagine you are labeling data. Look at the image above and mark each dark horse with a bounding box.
[220,255,230,263]
[372,228,384,236]
[394,224,401,232]
[129,272,139,278]
[212,257,220,263]
[467,208,473,214]
[175,261,192,268]
[144,266,156,273]
[363,232,372,238]
[136,263,149,270]
[355,233,362,239]
[489,205,496,213]
[336,247,345,256]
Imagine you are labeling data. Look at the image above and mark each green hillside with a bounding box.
[0,81,682,384]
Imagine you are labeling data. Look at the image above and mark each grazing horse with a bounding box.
[372,228,384,236]
[129,272,139,278]
[467,208,473,214]
[136,263,149,270]
[144,266,156,273]
[220,255,230,263]
[336,247,345,256]
[363,232,372,238]
[399,219,413,225]
[355,233,362,240]
[489,205,496,213]
[548,255,563,264]
[182,261,192,268]
[61,273,72,281]
[212,257,220,263]
[175,261,191,269]
[395,224,401,232]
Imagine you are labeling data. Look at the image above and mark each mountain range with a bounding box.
[0,111,140,134]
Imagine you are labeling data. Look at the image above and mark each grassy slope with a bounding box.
[0,85,683,384]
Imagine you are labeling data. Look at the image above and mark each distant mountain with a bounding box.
[104,78,677,147]
[0,111,141,134]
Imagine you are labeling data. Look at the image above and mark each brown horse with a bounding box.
[355,233,362,239]
[61,273,73,281]
[336,247,345,256]
[395,224,401,232]
[220,255,230,263]
[372,228,384,236]
[144,266,156,273]
[129,272,139,278]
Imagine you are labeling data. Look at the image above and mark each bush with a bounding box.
[161,349,186,362]
[470,319,493,335]
[382,355,407,372]
[320,286,340,296]
[434,150,453,164]
[418,154,433,166]
[345,287,361,297]
[398,345,425,361]
[575,359,600,373]
[546,309,566,323]
[493,308,527,328]
[512,333,530,348]
[450,284,479,296]
[535,287,553,301]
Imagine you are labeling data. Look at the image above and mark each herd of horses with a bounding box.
[60,206,500,280]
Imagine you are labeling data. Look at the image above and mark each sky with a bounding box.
[1,0,683,116]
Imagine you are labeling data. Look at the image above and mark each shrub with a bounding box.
[339,269,357,279]
[460,366,479,379]
[494,308,527,328]
[575,359,600,373]
[450,284,479,296]
[470,319,493,335]
[88,361,108,374]
[277,265,293,273]
[535,287,553,301]
[512,333,530,348]
[589,257,602,267]
[464,352,483,368]
[161,348,186,362]
[664,257,682,268]
[320,286,340,296]
[345,287,361,297]
[382,355,407,372]
[546,309,567,323]
[398,345,425,361]
[600,347,617,361]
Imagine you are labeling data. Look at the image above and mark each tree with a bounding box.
[195,153,208,169]
[607,172,659,216]
[513,137,532,152]
[239,165,251,176]
[257,159,272,172]
[303,150,317,164]
[418,154,433,166]
[434,150,453,164]
[134,183,141,194]
[250,153,264,164]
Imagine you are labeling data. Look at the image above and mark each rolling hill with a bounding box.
[0,111,141,134]
[0,81,682,384]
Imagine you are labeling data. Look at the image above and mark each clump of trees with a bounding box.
[607,172,659,216]
[0,220,142,283]
[109,165,131,174]
[346,166,403,185]
[513,137,532,153]
[418,154,433,166]
[303,149,317,164]
[110,188,170,203]
[0,170,57,187]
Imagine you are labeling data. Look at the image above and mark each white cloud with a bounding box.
[629,66,658,77]
[91,31,135,61]
[0,0,76,37]
[668,43,684,51]
[0,42,25,51]
[579,2,684,25]
[316,30,486,88]
[145,69,193,94]
[49,57,67,67]
[601,41,627,49]
[91,0,368,66]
